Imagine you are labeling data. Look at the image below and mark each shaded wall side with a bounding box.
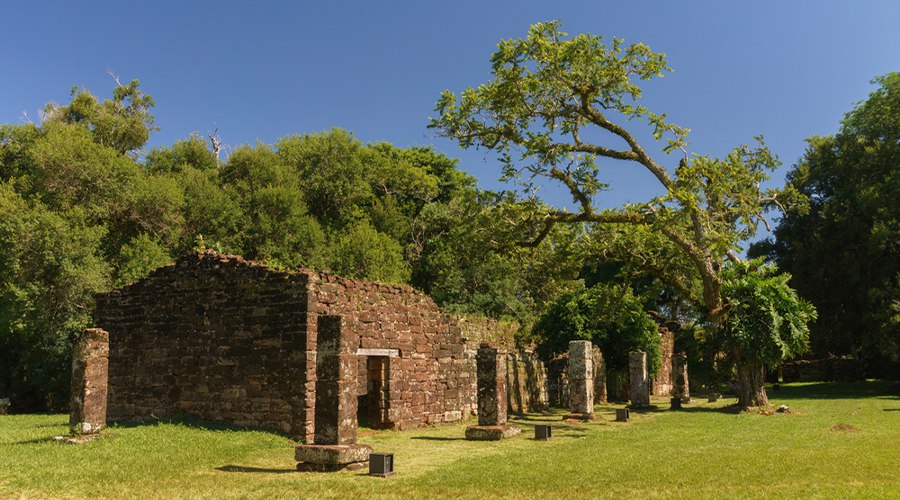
[95,256,309,435]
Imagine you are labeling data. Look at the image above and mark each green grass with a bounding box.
[1,381,898,499]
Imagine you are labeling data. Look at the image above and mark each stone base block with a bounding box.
[295,444,372,469]
[465,425,521,441]
[562,412,594,422]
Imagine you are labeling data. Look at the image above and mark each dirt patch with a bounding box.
[830,423,860,432]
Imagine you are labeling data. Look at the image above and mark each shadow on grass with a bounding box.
[410,436,465,441]
[216,465,296,474]
[674,405,745,415]
[771,381,898,401]
[11,436,59,445]
[111,414,296,440]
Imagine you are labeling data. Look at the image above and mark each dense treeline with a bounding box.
[752,73,899,375]
[0,82,580,411]
[1,70,894,412]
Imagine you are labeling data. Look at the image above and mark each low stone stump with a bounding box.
[465,425,522,441]
[295,444,373,472]
[615,408,630,422]
[670,397,682,410]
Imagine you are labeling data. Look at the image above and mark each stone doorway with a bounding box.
[356,348,395,429]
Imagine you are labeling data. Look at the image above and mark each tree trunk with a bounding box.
[736,362,768,408]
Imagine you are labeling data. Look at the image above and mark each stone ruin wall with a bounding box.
[305,270,476,437]
[453,315,549,414]
[95,253,309,435]
[94,251,554,440]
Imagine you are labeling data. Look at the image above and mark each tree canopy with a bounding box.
[0,81,580,410]
[753,73,899,373]
[431,20,814,407]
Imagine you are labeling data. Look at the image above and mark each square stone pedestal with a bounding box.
[465,425,521,441]
[295,444,372,472]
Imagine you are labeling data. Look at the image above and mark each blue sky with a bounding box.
[3,1,898,235]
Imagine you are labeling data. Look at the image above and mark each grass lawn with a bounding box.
[1,381,897,499]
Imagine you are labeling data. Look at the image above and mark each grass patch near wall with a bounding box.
[1,381,897,498]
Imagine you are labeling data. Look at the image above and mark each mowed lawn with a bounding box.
[1,381,897,499]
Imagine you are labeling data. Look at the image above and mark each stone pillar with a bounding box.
[465,344,520,440]
[628,350,650,408]
[566,340,593,419]
[313,315,358,445]
[673,352,691,403]
[592,346,607,404]
[297,315,371,471]
[477,344,506,426]
[652,327,675,397]
[69,328,109,435]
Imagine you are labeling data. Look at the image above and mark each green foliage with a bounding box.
[431,21,816,405]
[531,284,661,374]
[115,233,171,287]
[718,260,816,368]
[44,80,156,154]
[0,79,581,409]
[755,73,899,369]
[276,129,373,226]
[145,134,218,173]
[0,183,109,409]
[327,221,410,283]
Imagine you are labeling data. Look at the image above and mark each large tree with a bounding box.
[753,73,899,372]
[430,21,813,407]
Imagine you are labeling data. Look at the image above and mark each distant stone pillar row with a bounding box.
[568,340,594,416]
[70,328,109,435]
[673,352,691,403]
[629,350,650,408]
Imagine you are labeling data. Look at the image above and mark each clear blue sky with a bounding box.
[3,1,898,236]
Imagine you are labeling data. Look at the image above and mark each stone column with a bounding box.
[592,346,607,404]
[673,352,691,403]
[477,344,507,426]
[628,350,650,408]
[567,340,593,419]
[297,315,371,471]
[652,327,675,397]
[313,315,358,445]
[70,328,109,435]
[465,344,520,440]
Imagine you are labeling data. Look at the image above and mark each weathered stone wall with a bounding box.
[96,253,309,435]
[95,251,553,441]
[306,270,476,437]
[652,327,675,397]
[455,315,519,351]
[457,316,549,416]
[506,349,548,414]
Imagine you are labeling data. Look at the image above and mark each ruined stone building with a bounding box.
[94,251,546,442]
